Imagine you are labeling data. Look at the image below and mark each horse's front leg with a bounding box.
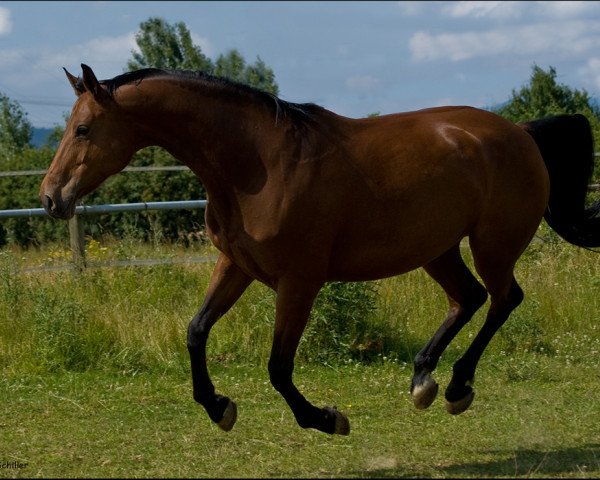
[187,254,252,431]
[268,277,350,435]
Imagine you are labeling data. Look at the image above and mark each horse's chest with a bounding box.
[212,236,279,288]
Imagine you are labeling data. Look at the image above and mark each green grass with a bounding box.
[1,361,598,478]
[0,236,599,477]
[2,237,598,374]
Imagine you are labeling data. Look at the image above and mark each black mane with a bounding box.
[99,68,326,125]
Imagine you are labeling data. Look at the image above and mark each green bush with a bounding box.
[0,145,207,248]
[0,146,69,247]
[83,147,206,244]
[298,281,381,363]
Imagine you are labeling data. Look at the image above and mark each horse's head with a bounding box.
[40,64,138,219]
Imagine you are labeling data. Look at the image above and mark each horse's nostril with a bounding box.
[44,194,55,213]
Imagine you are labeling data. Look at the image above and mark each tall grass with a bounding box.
[0,236,598,378]
[2,236,598,479]
[369,240,600,373]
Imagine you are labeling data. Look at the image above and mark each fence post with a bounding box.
[68,213,86,269]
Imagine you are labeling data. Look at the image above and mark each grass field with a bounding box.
[1,362,599,478]
[0,235,599,478]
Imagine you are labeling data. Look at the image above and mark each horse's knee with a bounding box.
[187,311,212,349]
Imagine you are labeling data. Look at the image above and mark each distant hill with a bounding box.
[30,127,55,148]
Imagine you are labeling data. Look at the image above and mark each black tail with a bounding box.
[521,113,600,248]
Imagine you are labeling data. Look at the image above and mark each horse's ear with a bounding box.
[80,64,110,103]
[64,67,85,97]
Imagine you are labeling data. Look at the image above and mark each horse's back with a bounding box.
[324,106,549,280]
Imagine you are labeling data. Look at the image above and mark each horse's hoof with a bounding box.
[411,375,439,410]
[445,390,475,415]
[217,399,237,431]
[324,407,350,435]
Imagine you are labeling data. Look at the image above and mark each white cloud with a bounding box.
[0,28,218,92]
[443,1,524,20]
[0,49,21,68]
[57,31,213,72]
[0,7,12,35]
[83,33,139,64]
[442,1,600,21]
[410,30,508,62]
[410,20,600,62]
[36,32,138,76]
[431,97,458,107]
[397,1,422,17]
[538,1,600,19]
[0,32,138,92]
[580,57,600,91]
[346,75,381,92]
[191,33,214,57]
[336,45,350,56]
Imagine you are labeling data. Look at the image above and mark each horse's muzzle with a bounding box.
[40,192,75,220]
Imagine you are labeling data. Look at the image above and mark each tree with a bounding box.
[215,50,279,95]
[0,145,66,247]
[127,17,279,94]
[0,92,32,155]
[213,48,246,82]
[127,17,213,72]
[0,93,60,247]
[494,65,600,147]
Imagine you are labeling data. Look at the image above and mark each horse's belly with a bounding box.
[326,255,420,282]
[326,234,459,281]
[326,197,474,281]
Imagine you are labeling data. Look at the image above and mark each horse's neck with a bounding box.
[121,80,286,242]
[124,81,274,194]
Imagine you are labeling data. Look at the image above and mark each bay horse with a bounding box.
[40,64,600,435]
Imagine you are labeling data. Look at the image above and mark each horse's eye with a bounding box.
[76,125,89,137]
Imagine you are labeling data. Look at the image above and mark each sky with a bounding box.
[1,1,600,128]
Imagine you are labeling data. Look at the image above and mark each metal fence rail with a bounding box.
[0,199,207,218]
[0,198,207,268]
[0,166,206,267]
[0,161,599,267]
[0,165,190,177]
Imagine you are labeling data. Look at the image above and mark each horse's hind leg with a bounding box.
[412,245,488,409]
[187,253,252,431]
[268,277,350,435]
[444,238,526,415]
[445,275,523,414]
